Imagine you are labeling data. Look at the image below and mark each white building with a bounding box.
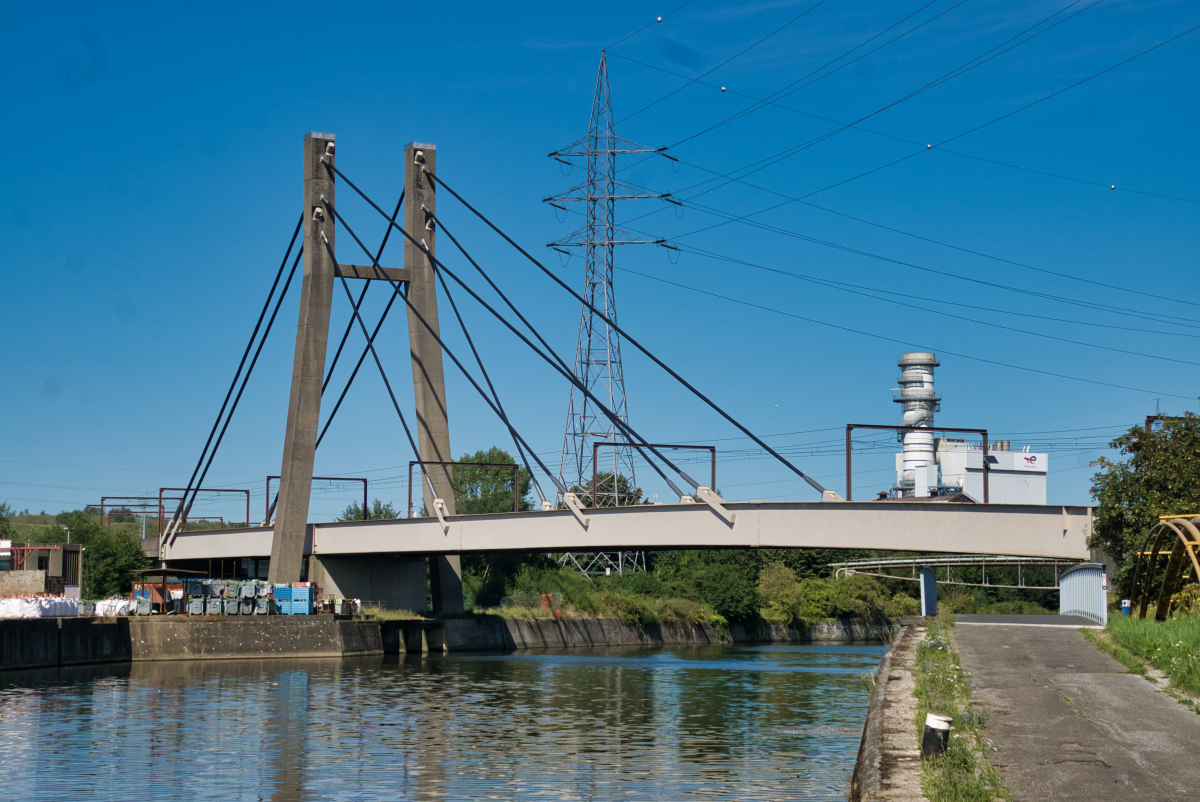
[890,352,1047,504]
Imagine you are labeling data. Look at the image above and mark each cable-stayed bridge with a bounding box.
[157,132,1091,613]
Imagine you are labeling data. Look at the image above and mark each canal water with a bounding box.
[0,641,885,801]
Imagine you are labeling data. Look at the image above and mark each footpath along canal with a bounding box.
[0,641,885,800]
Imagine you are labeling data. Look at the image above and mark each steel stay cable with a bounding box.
[168,245,304,544]
[430,252,548,506]
[431,211,687,498]
[317,205,575,498]
[267,215,406,522]
[168,215,302,538]
[318,175,693,497]
[606,0,697,50]
[421,168,828,494]
[322,191,404,393]
[316,233,440,506]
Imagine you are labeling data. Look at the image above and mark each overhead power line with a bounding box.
[612,264,1197,400]
[608,50,1200,206]
[616,0,833,125]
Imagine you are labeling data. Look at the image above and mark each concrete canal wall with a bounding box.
[0,616,380,669]
[849,625,924,802]
[0,617,133,670]
[379,616,894,653]
[1,614,888,667]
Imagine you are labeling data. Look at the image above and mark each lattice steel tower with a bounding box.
[546,51,669,517]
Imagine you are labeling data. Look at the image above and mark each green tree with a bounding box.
[40,510,150,598]
[757,562,802,624]
[1090,414,1200,585]
[568,472,644,507]
[339,499,399,521]
[453,447,532,514]
[0,501,13,538]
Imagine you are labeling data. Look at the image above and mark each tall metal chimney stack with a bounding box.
[894,353,940,497]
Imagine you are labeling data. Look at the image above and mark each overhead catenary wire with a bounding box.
[423,168,829,495]
[167,215,303,539]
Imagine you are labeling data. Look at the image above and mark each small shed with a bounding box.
[1059,563,1108,625]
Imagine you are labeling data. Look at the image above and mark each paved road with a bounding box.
[955,624,1200,801]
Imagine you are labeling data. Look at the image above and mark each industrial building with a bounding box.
[891,353,1047,504]
[0,542,84,597]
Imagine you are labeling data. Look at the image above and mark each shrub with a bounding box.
[757,562,801,624]
[885,592,921,618]
[940,587,978,615]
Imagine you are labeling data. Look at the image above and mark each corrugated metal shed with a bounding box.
[1059,563,1108,625]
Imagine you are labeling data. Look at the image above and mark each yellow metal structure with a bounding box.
[1129,515,1200,620]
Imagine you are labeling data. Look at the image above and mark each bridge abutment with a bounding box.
[307,554,427,612]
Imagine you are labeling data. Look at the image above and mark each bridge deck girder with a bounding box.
[162,501,1091,563]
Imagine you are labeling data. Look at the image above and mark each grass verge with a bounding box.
[912,618,1012,802]
[1105,614,1200,696]
[1079,628,1147,676]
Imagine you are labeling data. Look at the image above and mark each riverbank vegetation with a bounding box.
[913,620,1012,802]
[1103,614,1200,696]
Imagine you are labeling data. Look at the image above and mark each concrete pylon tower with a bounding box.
[547,52,664,508]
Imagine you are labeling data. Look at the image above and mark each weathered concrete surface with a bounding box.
[850,625,926,801]
[0,619,61,670]
[0,617,132,670]
[442,617,721,651]
[0,570,46,596]
[59,617,132,665]
[127,616,382,661]
[734,620,894,643]
[309,554,427,612]
[955,624,1200,801]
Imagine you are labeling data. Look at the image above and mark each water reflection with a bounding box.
[0,643,884,801]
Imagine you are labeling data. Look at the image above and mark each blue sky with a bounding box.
[2,0,1197,521]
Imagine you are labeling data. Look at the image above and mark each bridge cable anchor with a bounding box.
[694,486,735,525]
[561,492,591,528]
[432,498,451,534]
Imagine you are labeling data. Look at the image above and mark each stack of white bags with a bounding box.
[0,596,82,618]
[92,598,131,617]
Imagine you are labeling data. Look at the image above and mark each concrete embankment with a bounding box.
[380,616,892,653]
[2,614,887,668]
[849,625,925,802]
[0,616,381,669]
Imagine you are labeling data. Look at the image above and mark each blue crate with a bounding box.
[273,587,292,602]
[284,598,313,615]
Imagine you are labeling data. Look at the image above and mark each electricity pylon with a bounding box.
[545,51,675,576]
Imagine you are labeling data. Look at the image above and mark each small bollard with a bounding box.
[921,713,952,759]
[1121,599,1131,616]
